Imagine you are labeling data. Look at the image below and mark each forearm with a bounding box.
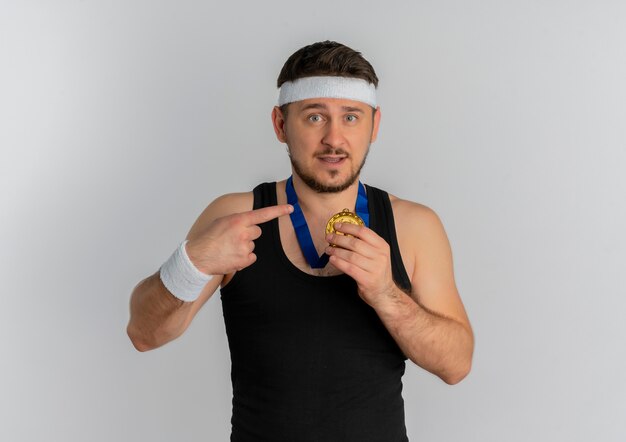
[373,288,474,384]
[127,271,191,351]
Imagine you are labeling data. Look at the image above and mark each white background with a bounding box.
[1,1,625,441]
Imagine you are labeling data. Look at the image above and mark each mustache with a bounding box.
[318,148,349,156]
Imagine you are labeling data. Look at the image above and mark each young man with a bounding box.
[127,40,474,441]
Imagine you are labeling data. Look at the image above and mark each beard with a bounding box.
[288,145,370,193]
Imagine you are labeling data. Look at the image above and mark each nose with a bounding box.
[321,119,346,149]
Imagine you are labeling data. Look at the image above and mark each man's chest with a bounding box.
[278,215,344,277]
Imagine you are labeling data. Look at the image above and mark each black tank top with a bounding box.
[220,182,412,442]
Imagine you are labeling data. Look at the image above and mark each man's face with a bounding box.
[272,97,381,193]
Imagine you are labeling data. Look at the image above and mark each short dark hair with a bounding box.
[277,40,378,88]
[277,40,378,119]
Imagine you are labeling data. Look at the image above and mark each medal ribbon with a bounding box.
[286,175,369,269]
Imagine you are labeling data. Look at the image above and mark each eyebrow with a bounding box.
[298,103,365,114]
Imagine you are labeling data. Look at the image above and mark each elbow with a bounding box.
[126,322,182,352]
[444,327,474,385]
[127,324,157,352]
[129,338,153,353]
[443,366,470,385]
[443,356,473,385]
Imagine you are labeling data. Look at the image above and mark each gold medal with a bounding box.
[326,208,364,246]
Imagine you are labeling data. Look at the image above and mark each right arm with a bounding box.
[126,193,292,352]
[126,193,244,352]
[126,269,220,352]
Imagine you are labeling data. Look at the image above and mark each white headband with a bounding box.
[277,76,377,108]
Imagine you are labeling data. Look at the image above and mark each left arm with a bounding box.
[368,285,473,385]
[325,206,474,385]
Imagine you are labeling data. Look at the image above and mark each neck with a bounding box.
[290,174,362,221]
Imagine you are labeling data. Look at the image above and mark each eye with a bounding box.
[346,114,358,122]
[308,114,323,122]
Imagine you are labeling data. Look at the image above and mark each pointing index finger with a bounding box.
[245,204,294,225]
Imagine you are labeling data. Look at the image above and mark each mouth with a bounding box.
[318,155,347,165]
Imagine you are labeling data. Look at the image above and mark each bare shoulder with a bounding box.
[388,193,437,219]
[388,193,445,242]
[387,193,451,266]
[186,191,254,240]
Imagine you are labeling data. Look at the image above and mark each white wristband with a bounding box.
[159,240,214,302]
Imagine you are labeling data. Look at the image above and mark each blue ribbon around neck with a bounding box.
[285,175,369,269]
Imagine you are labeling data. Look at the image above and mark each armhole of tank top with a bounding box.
[220,182,272,295]
[366,185,412,293]
[253,182,272,210]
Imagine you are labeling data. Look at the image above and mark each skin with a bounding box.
[127,95,474,385]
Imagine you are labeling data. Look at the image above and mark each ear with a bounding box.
[370,106,381,143]
[271,106,287,143]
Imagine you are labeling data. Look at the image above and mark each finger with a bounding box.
[238,253,257,271]
[325,232,377,259]
[325,245,376,272]
[245,204,294,226]
[332,222,387,247]
[247,225,263,240]
[328,254,369,282]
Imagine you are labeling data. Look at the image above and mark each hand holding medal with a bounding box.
[325,208,365,246]
[325,217,398,309]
